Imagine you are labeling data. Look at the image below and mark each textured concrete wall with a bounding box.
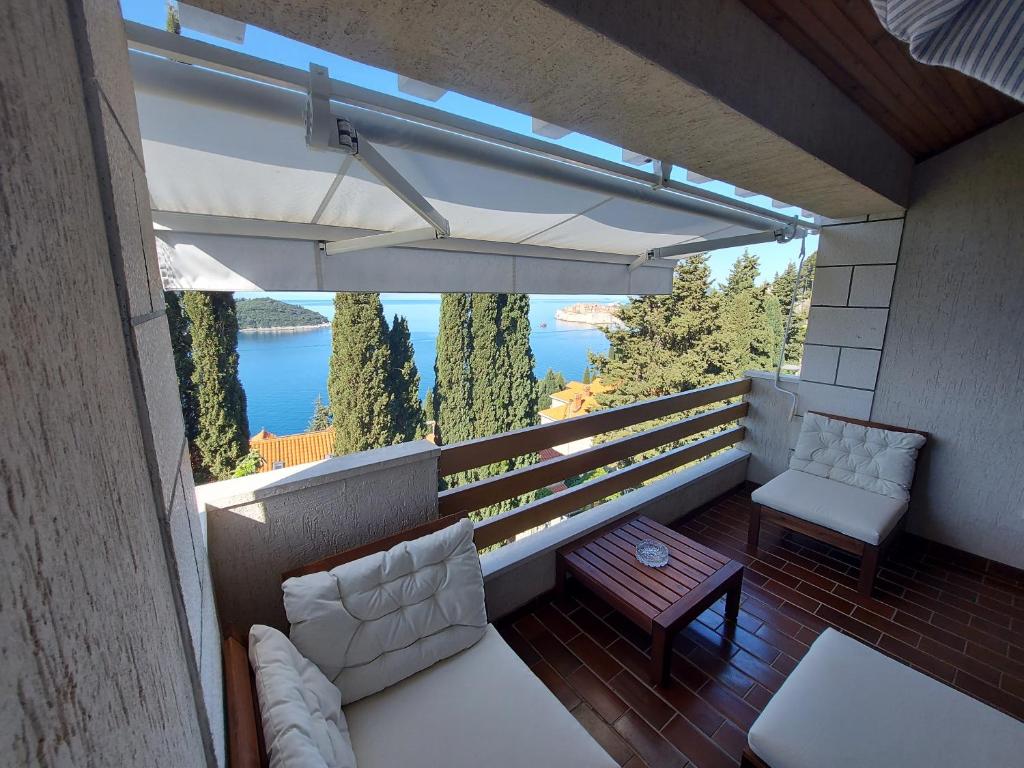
[739,372,802,485]
[1,1,213,764]
[190,0,908,217]
[798,217,905,420]
[201,442,440,630]
[872,116,1024,568]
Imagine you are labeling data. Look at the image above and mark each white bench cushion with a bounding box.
[791,412,925,501]
[284,518,487,704]
[748,628,1024,768]
[249,625,357,768]
[345,625,617,768]
[752,469,907,545]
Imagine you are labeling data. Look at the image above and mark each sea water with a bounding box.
[237,294,619,435]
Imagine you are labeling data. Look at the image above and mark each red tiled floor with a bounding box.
[495,488,1024,768]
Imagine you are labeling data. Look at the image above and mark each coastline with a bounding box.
[239,323,330,333]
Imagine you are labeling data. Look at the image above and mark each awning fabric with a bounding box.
[130,35,799,294]
[872,0,1024,102]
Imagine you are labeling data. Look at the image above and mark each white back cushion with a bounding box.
[284,518,487,704]
[248,624,356,768]
[791,412,926,501]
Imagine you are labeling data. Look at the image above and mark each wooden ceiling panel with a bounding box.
[740,0,1022,159]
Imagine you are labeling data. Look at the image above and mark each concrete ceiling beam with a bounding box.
[186,0,912,218]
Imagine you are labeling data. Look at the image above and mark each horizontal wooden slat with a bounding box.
[564,551,657,630]
[473,426,745,548]
[439,378,750,476]
[438,401,748,516]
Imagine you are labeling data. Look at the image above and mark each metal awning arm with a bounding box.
[629,223,805,270]
[305,63,451,253]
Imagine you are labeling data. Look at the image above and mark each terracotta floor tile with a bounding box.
[613,710,687,768]
[504,492,1024,767]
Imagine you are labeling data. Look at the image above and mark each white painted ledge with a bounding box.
[195,439,440,510]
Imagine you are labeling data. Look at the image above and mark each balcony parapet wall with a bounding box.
[197,440,440,631]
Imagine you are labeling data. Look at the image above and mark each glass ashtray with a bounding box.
[635,539,670,568]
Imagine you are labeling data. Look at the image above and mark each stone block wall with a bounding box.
[798,217,904,419]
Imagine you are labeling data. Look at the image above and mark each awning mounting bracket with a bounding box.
[305,63,451,254]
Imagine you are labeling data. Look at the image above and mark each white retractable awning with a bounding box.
[129,24,810,295]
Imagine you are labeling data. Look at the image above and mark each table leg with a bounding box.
[555,554,567,597]
[725,570,743,624]
[651,626,671,686]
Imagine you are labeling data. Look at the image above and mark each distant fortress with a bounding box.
[554,302,625,329]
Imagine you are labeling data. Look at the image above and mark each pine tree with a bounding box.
[328,293,394,455]
[582,365,593,384]
[307,394,331,432]
[719,251,777,375]
[596,254,727,404]
[387,314,424,442]
[592,253,728,464]
[537,368,567,404]
[165,2,181,34]
[165,290,199,443]
[770,252,817,364]
[183,292,249,481]
[433,293,474,447]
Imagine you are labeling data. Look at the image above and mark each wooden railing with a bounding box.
[437,378,750,548]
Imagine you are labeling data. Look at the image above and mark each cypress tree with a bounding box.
[387,314,424,442]
[499,294,537,433]
[497,293,539,509]
[432,294,474,446]
[183,292,249,481]
[328,293,394,455]
[470,293,506,441]
[165,290,199,444]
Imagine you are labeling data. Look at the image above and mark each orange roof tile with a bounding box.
[250,427,334,472]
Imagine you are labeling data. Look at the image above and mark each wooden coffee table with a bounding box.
[556,515,743,685]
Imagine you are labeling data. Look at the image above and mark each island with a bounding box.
[236,298,329,332]
[554,302,625,329]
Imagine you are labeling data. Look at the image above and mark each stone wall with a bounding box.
[1,1,214,764]
[199,442,441,631]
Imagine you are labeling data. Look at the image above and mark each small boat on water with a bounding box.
[539,322,547,328]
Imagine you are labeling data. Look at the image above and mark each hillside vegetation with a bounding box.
[236,298,328,330]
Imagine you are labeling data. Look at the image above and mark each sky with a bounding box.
[122,0,819,287]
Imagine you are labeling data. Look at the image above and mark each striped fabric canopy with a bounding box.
[872,0,1024,102]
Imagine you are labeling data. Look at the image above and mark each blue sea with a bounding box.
[237,294,619,435]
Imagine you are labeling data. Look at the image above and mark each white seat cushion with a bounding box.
[748,628,1024,768]
[344,625,617,768]
[752,469,907,545]
[285,518,487,704]
[248,625,357,768]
